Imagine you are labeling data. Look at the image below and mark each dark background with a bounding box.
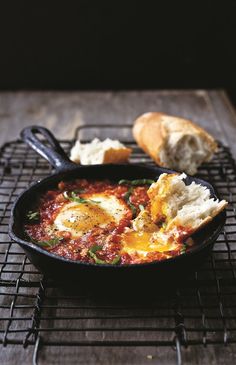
[0,1,235,105]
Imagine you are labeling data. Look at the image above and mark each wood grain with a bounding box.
[0,90,236,156]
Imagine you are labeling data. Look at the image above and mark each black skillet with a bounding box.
[9,126,226,287]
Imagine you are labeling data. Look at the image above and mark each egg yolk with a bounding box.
[60,203,114,233]
[122,231,178,254]
[122,231,152,252]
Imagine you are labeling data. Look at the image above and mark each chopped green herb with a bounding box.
[110,255,121,265]
[119,179,155,186]
[71,191,88,203]
[124,187,133,201]
[89,253,106,265]
[27,211,40,221]
[123,187,137,218]
[139,204,145,211]
[88,246,121,265]
[180,244,187,254]
[63,191,87,203]
[88,245,106,264]
[34,237,63,248]
[89,245,103,253]
[63,191,100,204]
[119,179,130,185]
[129,202,137,218]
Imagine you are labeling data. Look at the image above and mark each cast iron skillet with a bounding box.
[9,126,226,286]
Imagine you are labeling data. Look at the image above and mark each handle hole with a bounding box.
[34,133,46,142]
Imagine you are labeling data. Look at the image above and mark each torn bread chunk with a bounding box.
[133,112,217,175]
[147,173,227,235]
[121,173,227,261]
[70,138,132,165]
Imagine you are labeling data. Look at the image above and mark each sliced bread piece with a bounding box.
[70,138,132,165]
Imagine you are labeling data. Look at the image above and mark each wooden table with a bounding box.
[0,90,236,157]
[1,90,236,365]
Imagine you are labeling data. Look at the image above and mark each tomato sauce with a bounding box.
[24,179,188,265]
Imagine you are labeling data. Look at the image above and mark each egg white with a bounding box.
[54,193,128,238]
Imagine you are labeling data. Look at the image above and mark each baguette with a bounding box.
[70,138,132,165]
[133,112,217,175]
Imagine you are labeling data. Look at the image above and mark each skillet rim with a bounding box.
[9,163,227,269]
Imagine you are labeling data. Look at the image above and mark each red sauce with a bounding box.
[24,179,189,265]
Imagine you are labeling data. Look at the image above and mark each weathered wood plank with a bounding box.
[0,90,235,155]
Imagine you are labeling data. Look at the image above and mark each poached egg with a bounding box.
[54,193,128,238]
[121,230,180,258]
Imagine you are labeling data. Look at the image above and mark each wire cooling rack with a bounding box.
[0,124,236,365]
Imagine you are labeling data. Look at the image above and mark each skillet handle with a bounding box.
[21,126,78,172]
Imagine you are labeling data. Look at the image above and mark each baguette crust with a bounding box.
[192,201,227,231]
[103,147,132,164]
[133,113,167,165]
[133,112,217,173]
[133,113,166,165]
[169,199,228,235]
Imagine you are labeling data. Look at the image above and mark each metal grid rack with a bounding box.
[0,124,236,364]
